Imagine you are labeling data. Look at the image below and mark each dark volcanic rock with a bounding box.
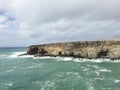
[17,53,27,57]
[27,40,120,60]
[27,46,38,55]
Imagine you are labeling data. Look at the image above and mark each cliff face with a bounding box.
[27,40,120,60]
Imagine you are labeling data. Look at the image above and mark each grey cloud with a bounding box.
[0,0,120,46]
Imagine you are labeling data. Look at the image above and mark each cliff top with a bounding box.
[29,39,120,47]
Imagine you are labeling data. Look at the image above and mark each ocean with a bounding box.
[0,47,120,90]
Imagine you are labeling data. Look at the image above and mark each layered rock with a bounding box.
[27,40,120,60]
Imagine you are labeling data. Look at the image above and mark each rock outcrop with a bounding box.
[27,40,120,60]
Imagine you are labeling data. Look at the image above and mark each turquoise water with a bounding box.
[0,48,120,90]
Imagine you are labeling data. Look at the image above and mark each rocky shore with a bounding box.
[27,40,120,60]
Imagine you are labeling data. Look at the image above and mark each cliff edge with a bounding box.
[27,40,120,60]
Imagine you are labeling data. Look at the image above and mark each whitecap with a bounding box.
[92,65,100,69]
[40,80,55,90]
[56,58,112,63]
[79,58,110,63]
[8,51,33,58]
[33,56,74,62]
[111,60,120,63]
[22,63,45,69]
[95,71,100,76]
[5,70,14,73]
[26,64,44,69]
[72,58,81,62]
[60,57,73,61]
[99,69,111,72]
[18,55,34,58]
[0,54,7,59]
[5,82,13,87]
[94,78,104,80]
[60,58,120,63]
[52,57,73,61]
[8,51,26,58]
[33,56,52,59]
[0,54,7,57]
[86,64,100,69]
[114,79,120,83]
[33,56,120,64]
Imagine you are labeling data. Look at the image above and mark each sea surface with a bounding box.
[0,47,120,90]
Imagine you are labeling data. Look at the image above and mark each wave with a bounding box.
[57,57,119,63]
[99,69,111,72]
[33,56,120,63]
[5,82,13,87]
[33,56,55,59]
[0,54,7,59]
[25,63,45,69]
[114,79,120,83]
[8,51,33,58]
[5,70,14,73]
[4,51,120,63]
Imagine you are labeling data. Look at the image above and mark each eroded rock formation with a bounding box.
[27,40,120,60]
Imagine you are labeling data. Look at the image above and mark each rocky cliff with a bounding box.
[27,40,120,60]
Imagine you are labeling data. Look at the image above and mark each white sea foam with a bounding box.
[5,82,13,87]
[40,80,55,90]
[55,57,114,63]
[33,56,53,59]
[33,56,120,63]
[18,55,34,58]
[0,54,6,57]
[7,50,119,62]
[57,57,73,61]
[72,58,120,63]
[95,71,100,76]
[25,63,45,69]
[94,78,104,80]
[86,64,100,69]
[114,79,120,83]
[0,54,7,59]
[8,51,33,58]
[99,69,111,72]
[78,58,111,63]
[5,70,14,73]
[8,51,120,63]
[8,51,26,58]
[33,56,74,61]
[55,57,111,63]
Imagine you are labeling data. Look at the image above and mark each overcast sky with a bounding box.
[0,0,120,47]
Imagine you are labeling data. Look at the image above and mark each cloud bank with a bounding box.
[0,0,120,46]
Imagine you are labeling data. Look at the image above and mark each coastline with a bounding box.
[26,40,120,60]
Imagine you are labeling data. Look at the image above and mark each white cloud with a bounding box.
[0,0,120,46]
[0,15,7,23]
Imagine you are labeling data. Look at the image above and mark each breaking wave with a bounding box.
[33,56,120,63]
[8,51,33,58]
[2,51,120,63]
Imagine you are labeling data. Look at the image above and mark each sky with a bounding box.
[0,0,120,47]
